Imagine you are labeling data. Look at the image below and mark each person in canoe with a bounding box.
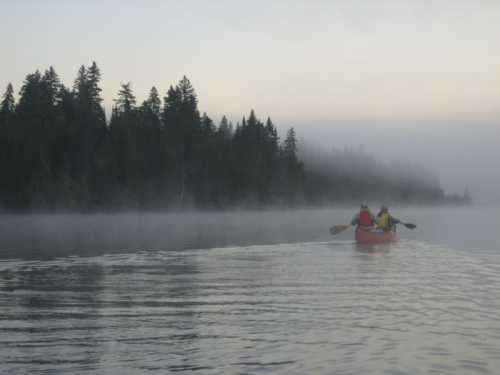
[351,203,376,229]
[375,205,400,231]
[329,205,416,237]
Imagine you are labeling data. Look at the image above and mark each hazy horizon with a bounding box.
[1,0,499,201]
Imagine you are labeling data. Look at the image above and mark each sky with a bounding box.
[1,0,499,200]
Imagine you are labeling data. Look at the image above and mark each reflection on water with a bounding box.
[354,242,393,254]
[1,240,500,374]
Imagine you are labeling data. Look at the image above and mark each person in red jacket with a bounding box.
[351,203,375,229]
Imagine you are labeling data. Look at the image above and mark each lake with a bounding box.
[1,207,499,374]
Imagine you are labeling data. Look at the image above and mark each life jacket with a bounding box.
[376,212,391,230]
[359,210,374,226]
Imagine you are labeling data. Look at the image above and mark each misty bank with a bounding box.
[0,64,449,212]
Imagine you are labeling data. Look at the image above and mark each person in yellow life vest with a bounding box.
[376,205,400,231]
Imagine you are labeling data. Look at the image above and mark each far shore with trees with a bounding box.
[0,62,470,212]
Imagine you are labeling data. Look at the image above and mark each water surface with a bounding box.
[1,207,499,374]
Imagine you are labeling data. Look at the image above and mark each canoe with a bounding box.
[355,227,398,244]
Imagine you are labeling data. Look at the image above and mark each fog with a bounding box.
[1,206,499,260]
[292,118,500,203]
[0,211,331,259]
[2,2,499,205]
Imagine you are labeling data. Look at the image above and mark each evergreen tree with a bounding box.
[13,71,49,207]
[86,61,106,125]
[218,115,233,139]
[281,127,303,202]
[178,75,197,109]
[109,83,138,192]
[136,86,164,204]
[162,76,201,205]
[87,61,103,107]
[70,63,108,207]
[201,112,215,133]
[73,65,88,101]
[231,110,276,202]
[144,86,161,116]
[42,66,62,106]
[0,83,16,206]
[17,71,43,111]
[0,64,448,210]
[114,82,136,113]
[283,127,297,161]
[0,83,15,114]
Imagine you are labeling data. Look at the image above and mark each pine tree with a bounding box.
[13,70,52,207]
[87,61,103,106]
[161,76,202,205]
[283,127,297,161]
[281,127,303,203]
[145,86,161,117]
[0,83,15,114]
[0,83,17,206]
[201,112,215,133]
[86,62,106,124]
[264,117,279,155]
[42,66,62,106]
[163,86,180,126]
[73,65,88,100]
[136,86,163,202]
[218,115,233,139]
[68,63,108,207]
[178,75,197,109]
[18,71,43,111]
[114,82,136,113]
[247,109,257,127]
[0,63,449,210]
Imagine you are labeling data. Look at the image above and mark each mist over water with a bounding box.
[1,207,500,373]
[0,206,498,260]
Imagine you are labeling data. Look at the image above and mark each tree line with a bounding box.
[0,62,445,211]
[299,144,446,204]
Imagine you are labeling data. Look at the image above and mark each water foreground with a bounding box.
[1,207,500,374]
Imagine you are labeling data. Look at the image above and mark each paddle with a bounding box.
[401,222,417,230]
[329,224,351,235]
[330,221,415,234]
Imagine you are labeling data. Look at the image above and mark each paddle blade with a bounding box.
[403,223,417,230]
[330,224,350,235]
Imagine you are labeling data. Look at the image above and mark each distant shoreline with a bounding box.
[0,196,472,215]
[1,64,453,211]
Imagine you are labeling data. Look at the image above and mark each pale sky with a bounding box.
[1,0,499,199]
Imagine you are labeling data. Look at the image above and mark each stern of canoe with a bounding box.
[355,227,399,244]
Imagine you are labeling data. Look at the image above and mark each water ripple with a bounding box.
[0,240,499,374]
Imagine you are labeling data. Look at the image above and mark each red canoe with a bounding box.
[355,227,399,244]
